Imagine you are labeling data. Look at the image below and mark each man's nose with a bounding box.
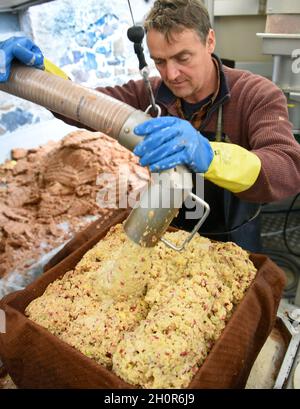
[165,61,180,81]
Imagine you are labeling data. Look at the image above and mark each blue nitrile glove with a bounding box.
[133,116,214,173]
[0,36,44,82]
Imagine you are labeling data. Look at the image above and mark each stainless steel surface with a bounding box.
[257,27,300,131]
[235,61,273,78]
[124,196,181,248]
[266,0,300,14]
[277,328,300,389]
[256,33,300,56]
[246,300,300,389]
[118,110,150,151]
[272,55,300,91]
[246,317,290,388]
[124,166,193,248]
[214,0,266,16]
[287,96,300,131]
[272,55,300,130]
[125,167,210,251]
[275,301,300,388]
[290,92,300,102]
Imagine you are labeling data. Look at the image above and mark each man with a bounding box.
[1,0,300,251]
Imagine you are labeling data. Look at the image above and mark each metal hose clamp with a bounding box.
[145,103,161,117]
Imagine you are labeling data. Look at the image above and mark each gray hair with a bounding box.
[144,0,212,44]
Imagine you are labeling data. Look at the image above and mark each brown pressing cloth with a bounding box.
[0,210,286,389]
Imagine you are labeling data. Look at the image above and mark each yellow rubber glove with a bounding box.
[44,57,69,80]
[0,37,68,82]
[205,142,261,193]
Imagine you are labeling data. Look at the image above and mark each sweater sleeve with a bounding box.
[235,75,300,203]
[96,78,152,112]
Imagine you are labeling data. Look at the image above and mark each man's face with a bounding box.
[146,28,216,103]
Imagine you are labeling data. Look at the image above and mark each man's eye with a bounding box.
[178,56,190,63]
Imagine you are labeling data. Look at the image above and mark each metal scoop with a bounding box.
[124,166,210,251]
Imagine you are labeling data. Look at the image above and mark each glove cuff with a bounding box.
[44,58,69,80]
[204,142,261,193]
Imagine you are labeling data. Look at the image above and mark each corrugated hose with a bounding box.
[0,64,149,150]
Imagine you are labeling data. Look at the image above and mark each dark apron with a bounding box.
[171,106,262,252]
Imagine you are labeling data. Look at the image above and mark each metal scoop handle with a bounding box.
[160,192,210,251]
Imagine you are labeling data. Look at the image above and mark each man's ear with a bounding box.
[206,29,216,54]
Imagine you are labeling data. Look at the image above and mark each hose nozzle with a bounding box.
[124,166,210,251]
